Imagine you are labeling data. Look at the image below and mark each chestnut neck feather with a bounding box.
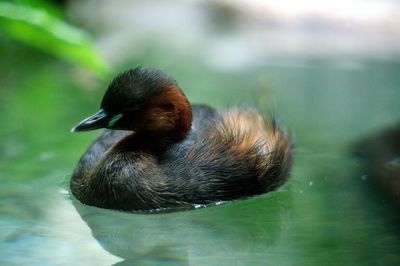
[162,85,192,141]
[115,85,192,153]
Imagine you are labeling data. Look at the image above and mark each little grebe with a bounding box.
[71,67,293,211]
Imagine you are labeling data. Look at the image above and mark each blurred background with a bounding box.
[1,0,400,265]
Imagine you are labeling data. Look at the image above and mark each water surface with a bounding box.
[1,45,400,265]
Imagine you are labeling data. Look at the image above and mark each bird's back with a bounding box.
[159,106,293,204]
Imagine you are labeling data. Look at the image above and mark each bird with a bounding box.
[70,67,293,212]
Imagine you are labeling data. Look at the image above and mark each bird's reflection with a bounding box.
[71,191,291,265]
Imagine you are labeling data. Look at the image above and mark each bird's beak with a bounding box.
[71,109,111,132]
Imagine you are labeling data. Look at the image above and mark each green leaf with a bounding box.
[0,2,110,77]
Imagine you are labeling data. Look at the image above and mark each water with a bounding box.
[1,43,400,265]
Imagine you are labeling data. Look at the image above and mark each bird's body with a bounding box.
[71,67,293,212]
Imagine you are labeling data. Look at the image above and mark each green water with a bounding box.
[1,44,400,265]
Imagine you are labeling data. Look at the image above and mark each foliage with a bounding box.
[0,1,109,77]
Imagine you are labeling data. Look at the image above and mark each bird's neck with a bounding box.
[140,85,193,145]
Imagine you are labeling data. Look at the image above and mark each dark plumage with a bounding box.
[101,67,177,114]
[71,67,294,212]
